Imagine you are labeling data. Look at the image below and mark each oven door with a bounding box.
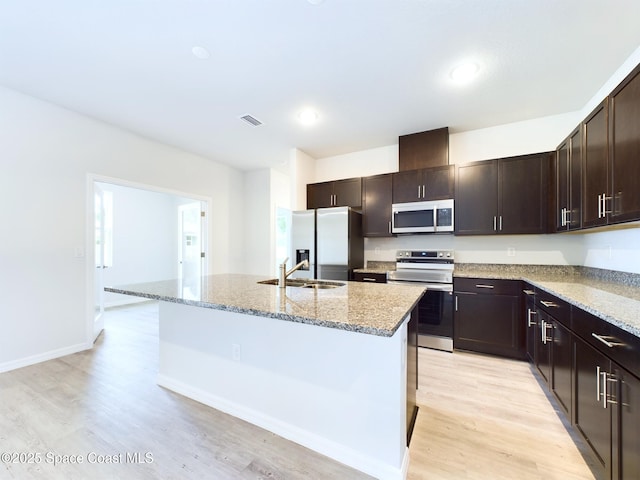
[388,280,454,351]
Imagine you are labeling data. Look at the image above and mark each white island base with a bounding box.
[157,301,410,480]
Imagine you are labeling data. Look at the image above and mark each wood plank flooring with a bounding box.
[0,302,597,479]
[409,347,598,480]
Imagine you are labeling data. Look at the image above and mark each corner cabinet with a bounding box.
[307,177,362,209]
[453,278,524,359]
[362,174,393,237]
[455,153,550,235]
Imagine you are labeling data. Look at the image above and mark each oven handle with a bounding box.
[386,280,453,292]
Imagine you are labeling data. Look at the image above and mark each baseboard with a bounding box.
[157,374,408,480]
[0,342,89,373]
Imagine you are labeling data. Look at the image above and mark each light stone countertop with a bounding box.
[105,273,425,337]
[454,265,640,338]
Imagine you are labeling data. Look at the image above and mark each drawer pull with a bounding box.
[540,300,558,308]
[475,284,494,289]
[591,333,624,348]
[362,277,377,282]
[523,289,535,295]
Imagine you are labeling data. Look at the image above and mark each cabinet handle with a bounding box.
[597,194,602,218]
[541,320,546,344]
[540,300,558,308]
[602,369,608,409]
[591,332,625,348]
[422,185,426,198]
[565,208,570,226]
[388,221,391,234]
[455,295,458,311]
[603,194,612,215]
[527,308,537,327]
[493,216,497,231]
[475,284,494,289]
[523,289,535,295]
[499,216,503,231]
[417,186,421,199]
[596,365,602,402]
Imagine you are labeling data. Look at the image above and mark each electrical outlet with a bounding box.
[507,247,516,257]
[232,343,241,362]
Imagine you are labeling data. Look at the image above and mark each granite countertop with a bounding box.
[105,273,425,338]
[454,264,640,338]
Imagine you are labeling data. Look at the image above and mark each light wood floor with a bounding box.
[409,347,598,480]
[0,302,597,479]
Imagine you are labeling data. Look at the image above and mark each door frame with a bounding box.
[85,173,211,347]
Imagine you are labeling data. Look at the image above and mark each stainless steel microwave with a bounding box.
[391,199,454,234]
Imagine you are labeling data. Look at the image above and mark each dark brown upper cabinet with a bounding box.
[398,127,449,171]
[362,173,393,237]
[455,153,550,235]
[392,165,454,204]
[306,177,362,209]
[609,63,640,225]
[581,63,640,229]
[555,126,582,232]
[582,99,609,228]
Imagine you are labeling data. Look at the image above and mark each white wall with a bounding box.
[0,85,244,372]
[313,145,399,182]
[289,148,316,211]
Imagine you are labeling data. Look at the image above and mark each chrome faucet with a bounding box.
[278,257,310,288]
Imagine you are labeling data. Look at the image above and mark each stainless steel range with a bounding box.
[387,250,454,352]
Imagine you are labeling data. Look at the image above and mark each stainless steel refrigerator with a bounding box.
[290,207,364,281]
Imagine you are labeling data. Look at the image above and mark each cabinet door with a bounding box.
[552,320,573,418]
[536,310,552,385]
[307,182,334,209]
[362,174,392,237]
[424,165,454,200]
[609,64,640,224]
[392,170,422,203]
[556,140,570,231]
[498,153,549,234]
[454,291,522,358]
[582,100,609,228]
[524,290,537,364]
[455,160,498,235]
[615,366,640,480]
[575,338,612,480]
[333,178,362,208]
[568,126,583,230]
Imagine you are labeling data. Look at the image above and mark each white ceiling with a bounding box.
[2,1,640,171]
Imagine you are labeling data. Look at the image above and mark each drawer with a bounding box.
[353,272,387,283]
[454,277,522,296]
[535,289,571,328]
[573,307,640,376]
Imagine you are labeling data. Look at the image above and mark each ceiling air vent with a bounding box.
[239,114,263,127]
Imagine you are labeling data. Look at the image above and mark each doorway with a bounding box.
[87,175,210,344]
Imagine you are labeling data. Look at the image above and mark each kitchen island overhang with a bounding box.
[106,274,425,480]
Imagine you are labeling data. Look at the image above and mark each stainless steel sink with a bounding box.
[257,278,345,289]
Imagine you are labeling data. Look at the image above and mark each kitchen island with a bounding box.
[106,274,425,480]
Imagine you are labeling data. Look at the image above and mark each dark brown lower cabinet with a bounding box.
[551,320,573,417]
[523,286,537,363]
[616,367,640,480]
[536,310,552,384]
[453,278,524,359]
[406,307,418,446]
[575,338,612,480]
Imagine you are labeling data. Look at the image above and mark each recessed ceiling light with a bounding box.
[450,62,479,84]
[298,108,319,126]
[191,46,210,60]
